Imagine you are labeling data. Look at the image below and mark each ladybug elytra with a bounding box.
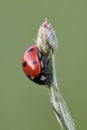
[22,45,51,85]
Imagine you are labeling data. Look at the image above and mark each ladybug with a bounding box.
[22,45,51,85]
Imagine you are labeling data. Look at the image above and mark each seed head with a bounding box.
[36,19,58,54]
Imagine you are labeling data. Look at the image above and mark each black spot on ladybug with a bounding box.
[27,48,33,52]
[32,61,36,65]
[23,61,27,67]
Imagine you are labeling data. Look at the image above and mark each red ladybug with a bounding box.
[22,45,51,85]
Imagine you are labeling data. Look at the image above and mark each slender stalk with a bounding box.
[48,55,76,130]
[36,19,76,130]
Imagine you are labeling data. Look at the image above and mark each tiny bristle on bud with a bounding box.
[42,19,52,30]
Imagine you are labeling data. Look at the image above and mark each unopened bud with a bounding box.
[36,19,58,54]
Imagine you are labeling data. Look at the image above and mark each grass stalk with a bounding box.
[48,55,76,130]
[36,19,76,130]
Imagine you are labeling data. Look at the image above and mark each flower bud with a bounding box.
[36,19,58,54]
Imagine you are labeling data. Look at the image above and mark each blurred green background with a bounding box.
[0,0,87,130]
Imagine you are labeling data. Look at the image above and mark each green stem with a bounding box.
[48,55,76,130]
[36,18,76,130]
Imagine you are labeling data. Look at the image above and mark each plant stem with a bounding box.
[36,19,76,130]
[48,55,76,130]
